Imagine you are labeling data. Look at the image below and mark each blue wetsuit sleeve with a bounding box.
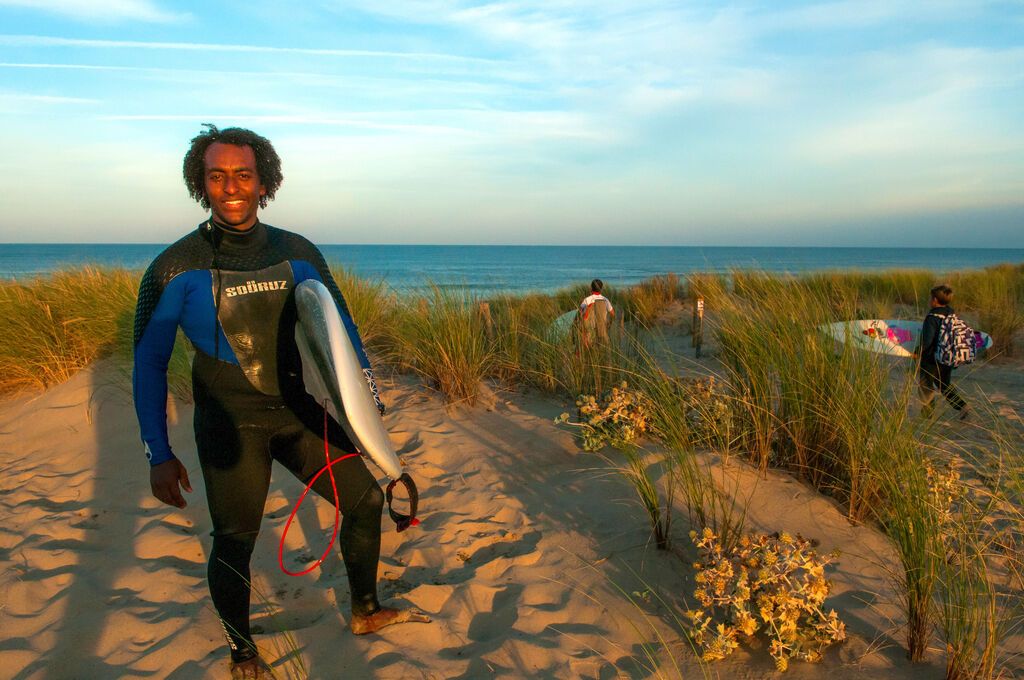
[133,272,186,466]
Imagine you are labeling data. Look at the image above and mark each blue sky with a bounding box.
[1,1,1022,246]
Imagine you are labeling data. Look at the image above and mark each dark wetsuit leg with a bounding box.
[193,352,385,659]
[196,415,272,661]
[193,353,276,661]
[270,403,385,617]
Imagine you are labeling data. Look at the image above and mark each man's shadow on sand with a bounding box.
[23,313,209,680]
[32,313,388,679]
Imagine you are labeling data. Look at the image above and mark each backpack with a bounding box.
[933,313,976,367]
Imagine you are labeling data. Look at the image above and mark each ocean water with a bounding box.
[2,243,1022,295]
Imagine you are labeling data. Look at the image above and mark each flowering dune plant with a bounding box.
[685,528,846,671]
[555,381,654,451]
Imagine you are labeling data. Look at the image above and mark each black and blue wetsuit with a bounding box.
[133,219,385,662]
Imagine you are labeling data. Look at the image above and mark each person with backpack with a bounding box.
[915,284,969,419]
[576,279,615,347]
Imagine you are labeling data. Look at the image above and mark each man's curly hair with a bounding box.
[182,124,283,209]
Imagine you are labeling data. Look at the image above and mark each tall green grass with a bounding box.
[874,431,944,661]
[620,273,686,327]
[707,270,949,660]
[703,266,1024,670]
[936,504,1010,680]
[953,263,1024,357]
[381,284,497,405]
[801,268,933,317]
[4,263,1024,674]
[484,291,564,388]
[630,345,749,552]
[9,262,1019,402]
[0,267,139,393]
[937,400,1024,680]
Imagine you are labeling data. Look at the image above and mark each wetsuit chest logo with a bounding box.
[215,262,295,396]
[224,279,289,297]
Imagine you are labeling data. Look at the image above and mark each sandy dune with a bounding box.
[1,355,1021,679]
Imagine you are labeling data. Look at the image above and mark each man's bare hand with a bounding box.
[150,458,193,508]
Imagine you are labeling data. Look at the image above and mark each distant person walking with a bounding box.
[915,284,969,419]
[577,279,615,347]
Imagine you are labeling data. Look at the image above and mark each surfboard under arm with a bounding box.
[294,279,404,480]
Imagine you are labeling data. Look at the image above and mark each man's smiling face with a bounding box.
[203,142,265,230]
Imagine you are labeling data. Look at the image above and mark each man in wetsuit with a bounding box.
[133,125,428,679]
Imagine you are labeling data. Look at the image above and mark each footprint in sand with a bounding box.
[459,531,542,570]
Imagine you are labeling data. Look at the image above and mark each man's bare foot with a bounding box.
[350,606,431,635]
[230,654,277,679]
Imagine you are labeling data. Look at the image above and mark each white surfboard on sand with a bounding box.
[821,319,992,358]
[294,279,403,481]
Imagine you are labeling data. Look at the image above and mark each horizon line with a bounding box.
[2,242,1023,251]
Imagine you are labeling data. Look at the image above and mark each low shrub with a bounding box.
[686,528,846,671]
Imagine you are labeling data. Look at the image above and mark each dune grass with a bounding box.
[708,271,897,518]
[8,261,1018,403]
[619,273,686,327]
[628,344,749,553]
[936,402,1024,680]
[0,267,139,393]
[688,266,1023,672]
[380,283,497,406]
[953,263,1024,358]
[4,261,1024,675]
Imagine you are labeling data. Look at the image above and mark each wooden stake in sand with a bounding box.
[693,297,704,358]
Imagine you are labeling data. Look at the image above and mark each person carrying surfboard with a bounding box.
[132,125,429,679]
[914,284,969,420]
[576,278,615,347]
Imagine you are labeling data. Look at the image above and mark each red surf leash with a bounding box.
[278,405,352,576]
[278,402,421,575]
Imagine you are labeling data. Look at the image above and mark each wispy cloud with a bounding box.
[99,113,475,136]
[0,34,498,63]
[0,0,189,23]
[0,91,96,104]
[0,61,533,97]
[98,109,608,144]
[317,2,770,119]
[760,0,984,31]
[793,43,1024,160]
[0,90,97,114]
[0,61,154,71]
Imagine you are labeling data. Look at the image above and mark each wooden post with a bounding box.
[693,297,704,358]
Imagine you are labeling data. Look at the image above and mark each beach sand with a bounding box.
[1,348,1022,680]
